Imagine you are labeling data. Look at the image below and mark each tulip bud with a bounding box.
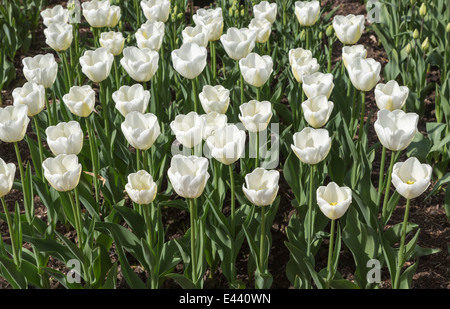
[419,3,426,16]
[125,170,158,205]
[447,23,450,33]
[241,7,245,17]
[405,42,412,54]
[229,7,234,17]
[177,12,184,20]
[43,154,82,192]
[421,37,429,52]
[243,168,280,207]
[318,31,323,39]
[300,29,306,41]
[346,57,381,92]
[234,8,239,19]
[413,28,419,39]
[0,158,16,198]
[326,25,334,37]
[239,53,273,88]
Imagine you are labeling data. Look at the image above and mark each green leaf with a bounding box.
[0,256,27,289]
[165,273,198,289]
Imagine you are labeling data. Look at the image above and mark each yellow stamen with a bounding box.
[406,180,415,185]
[330,202,338,206]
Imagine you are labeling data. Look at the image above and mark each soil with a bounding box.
[0,0,448,290]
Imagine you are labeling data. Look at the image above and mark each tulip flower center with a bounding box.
[406,180,415,185]
[330,202,338,206]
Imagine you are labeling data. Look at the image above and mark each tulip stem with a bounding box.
[326,219,336,284]
[68,188,84,249]
[255,131,260,168]
[381,151,397,225]
[210,40,216,82]
[307,164,315,259]
[86,117,100,205]
[377,146,387,207]
[229,164,236,238]
[393,198,411,289]
[256,87,261,101]
[350,88,358,135]
[99,81,110,136]
[192,77,199,113]
[1,197,20,267]
[33,117,45,180]
[259,205,266,274]
[189,198,198,286]
[45,89,53,126]
[240,71,245,105]
[136,148,141,171]
[60,51,72,90]
[358,91,366,145]
[114,56,120,90]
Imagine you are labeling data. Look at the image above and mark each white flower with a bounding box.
[112,84,150,117]
[374,80,410,111]
[346,57,381,92]
[200,112,228,140]
[136,20,165,51]
[220,27,256,61]
[44,23,73,52]
[316,182,352,220]
[41,5,69,27]
[290,54,319,84]
[45,121,83,156]
[121,111,160,150]
[125,170,158,205]
[0,158,16,198]
[239,53,273,88]
[82,0,121,28]
[0,105,30,143]
[43,154,82,192]
[79,47,114,83]
[63,85,96,117]
[171,42,207,79]
[192,8,224,41]
[248,18,272,44]
[243,168,280,207]
[291,127,331,165]
[391,157,432,200]
[22,53,58,89]
[333,14,365,45]
[199,85,230,114]
[302,72,334,99]
[100,31,125,56]
[302,95,334,128]
[121,47,159,82]
[342,44,367,69]
[141,0,171,22]
[295,1,320,26]
[170,112,204,149]
[206,124,246,165]
[239,100,273,132]
[253,1,278,24]
[182,25,209,48]
[12,82,46,117]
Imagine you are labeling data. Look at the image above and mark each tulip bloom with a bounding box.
[333,14,365,45]
[253,1,278,24]
[0,158,16,198]
[136,20,165,51]
[220,27,257,61]
[294,1,320,26]
[342,44,367,69]
[199,85,230,114]
[45,121,83,156]
[63,85,96,117]
[291,127,331,165]
[121,47,159,83]
[248,18,272,44]
[346,57,381,92]
[43,154,82,192]
[391,157,432,200]
[242,168,280,207]
[206,124,246,166]
[239,53,273,88]
[192,8,224,41]
[182,25,209,48]
[374,109,418,152]
[125,170,158,205]
[22,53,58,89]
[141,0,171,23]
[171,43,207,80]
[302,95,334,128]
[374,80,410,111]
[200,112,228,140]
[316,182,352,220]
[44,23,73,52]
[289,49,319,84]
[0,105,30,143]
[239,100,273,133]
[79,47,114,83]
[41,5,69,27]
[99,31,125,56]
[82,0,121,28]
[302,72,334,99]
[170,112,204,149]
[121,112,161,151]
[12,82,45,117]
[113,84,150,117]
[167,155,210,199]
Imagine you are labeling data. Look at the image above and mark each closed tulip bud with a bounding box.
[316,182,352,220]
[342,45,367,68]
[220,27,256,61]
[318,31,323,39]
[171,42,207,80]
[413,28,419,39]
[199,85,230,114]
[167,155,210,199]
[248,18,272,44]
[346,57,381,92]
[0,158,15,198]
[239,100,273,132]
[200,112,228,140]
[302,72,334,99]
[421,37,429,51]
[206,124,246,165]
[326,25,334,37]
[295,1,320,26]
[22,53,58,89]
[170,112,204,149]
[125,170,158,205]
[99,31,125,56]
[374,109,418,151]
[391,157,432,200]
[193,7,223,41]
[121,47,159,82]
[300,29,306,41]
[112,84,150,117]
[12,82,45,117]
[301,95,334,128]
[44,23,73,52]
[405,42,412,54]
[121,112,160,150]
[234,8,240,19]
[63,85,96,117]
[43,154,82,192]
[239,53,273,88]
[40,5,69,27]
[243,168,280,206]
[136,20,165,51]
[45,121,83,156]
[253,1,277,24]
[141,0,171,22]
[291,127,331,165]
[182,25,209,48]
[80,47,114,83]
[229,7,234,17]
[82,0,121,28]
[0,105,30,143]
[446,23,450,33]
[419,3,426,16]
[289,49,319,83]
[332,14,365,45]
[177,12,184,21]
[374,80,409,111]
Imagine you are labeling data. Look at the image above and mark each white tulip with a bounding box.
[239,100,273,132]
[182,25,209,48]
[290,55,320,84]
[333,14,365,45]
[302,95,334,128]
[199,85,230,114]
[302,72,334,99]
[253,1,278,24]
[100,31,125,56]
[170,112,204,149]
[121,47,159,82]
[200,112,228,140]
[41,5,69,27]
[82,0,121,28]
[248,18,272,44]
[43,154,82,192]
[295,1,320,26]
[391,157,432,200]
[288,48,312,66]
[342,44,367,69]
[374,109,418,152]
[125,170,158,205]
[239,53,273,88]
[45,121,83,156]
[12,82,46,117]
[0,158,16,198]
[63,85,96,117]
[346,57,381,92]
[136,20,165,51]
[374,80,410,111]
[112,84,150,117]
[291,127,331,165]
[141,0,171,22]
[206,124,246,165]
[0,105,30,143]
[220,27,256,61]
[80,47,114,83]
[192,8,224,41]
[44,23,73,52]
[171,42,207,80]
[22,53,58,89]
[121,111,160,150]
[243,168,280,207]
[316,182,352,220]
[167,154,210,199]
